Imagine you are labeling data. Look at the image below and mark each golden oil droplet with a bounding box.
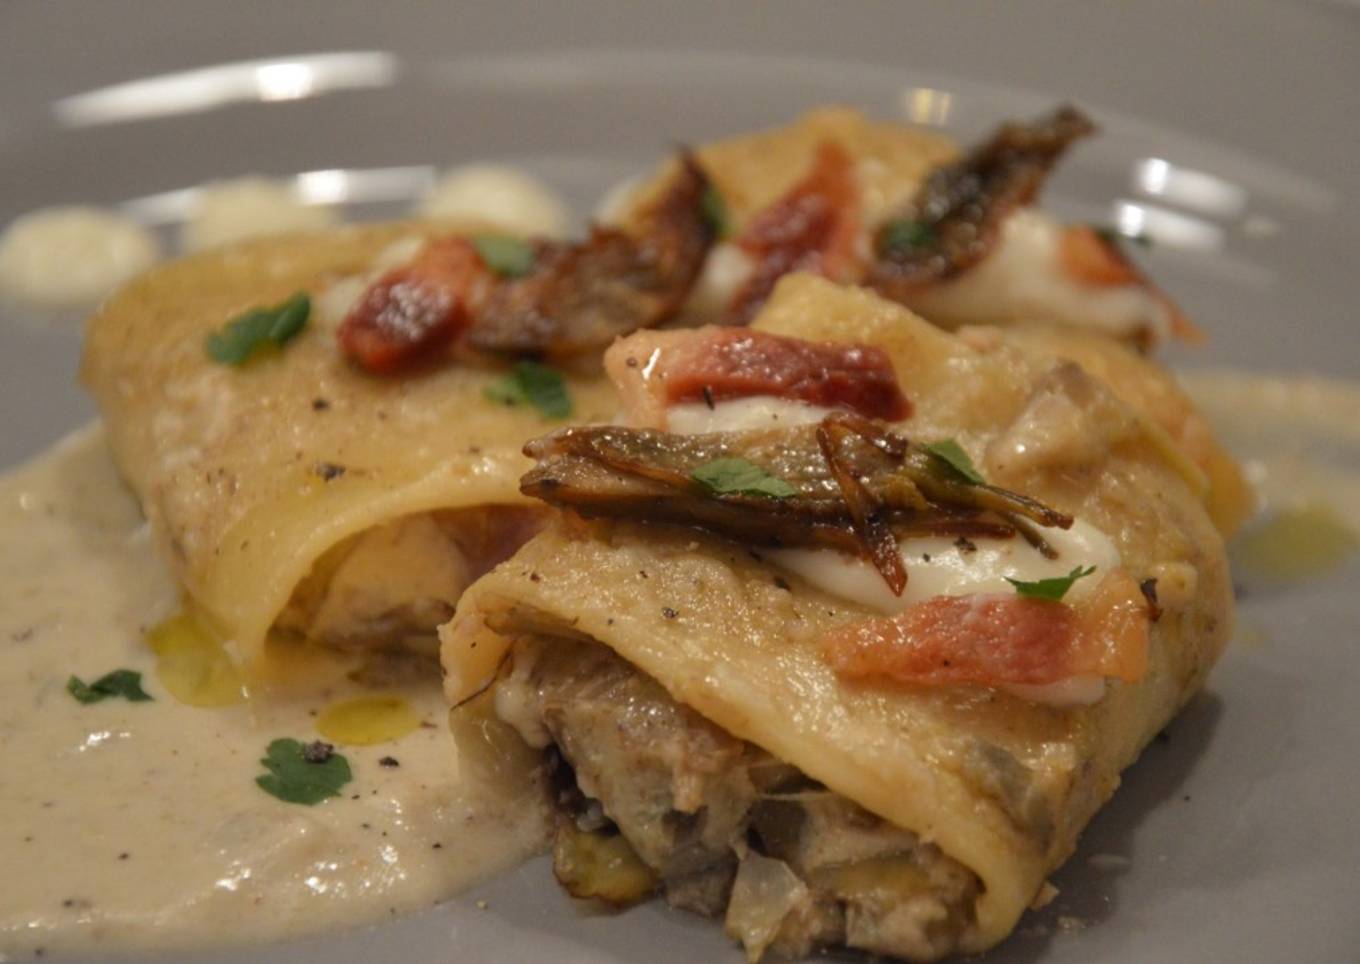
[316,695,420,746]
[146,611,247,707]
[1232,501,1358,585]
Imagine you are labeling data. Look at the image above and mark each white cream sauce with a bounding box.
[681,242,754,321]
[905,208,1167,340]
[0,426,548,958]
[667,396,831,434]
[770,518,1120,613]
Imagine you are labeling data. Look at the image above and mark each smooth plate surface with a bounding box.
[2,2,1357,962]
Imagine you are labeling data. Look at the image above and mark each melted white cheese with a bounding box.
[181,178,338,252]
[419,164,569,238]
[667,396,832,434]
[0,207,160,308]
[0,426,548,956]
[909,208,1168,340]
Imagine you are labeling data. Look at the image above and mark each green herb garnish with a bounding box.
[879,218,936,255]
[701,184,730,239]
[471,234,536,278]
[484,361,573,419]
[1006,565,1097,601]
[67,669,153,705]
[206,291,310,365]
[692,458,797,498]
[924,439,985,485]
[255,738,352,806]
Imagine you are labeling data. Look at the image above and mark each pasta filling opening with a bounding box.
[276,505,545,658]
[491,633,982,962]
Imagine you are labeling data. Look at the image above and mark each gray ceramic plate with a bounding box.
[3,2,1357,961]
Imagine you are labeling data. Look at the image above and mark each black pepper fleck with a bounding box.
[529,572,541,583]
[701,385,716,410]
[606,618,615,626]
[314,462,346,482]
[625,356,639,368]
[431,842,443,850]
[302,741,335,764]
[379,756,400,768]
[312,397,331,411]
[922,553,931,562]
[661,607,678,619]
[118,852,129,860]
[954,536,977,554]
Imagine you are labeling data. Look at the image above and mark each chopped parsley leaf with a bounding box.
[1007,565,1097,601]
[471,234,536,278]
[879,218,936,255]
[205,291,310,366]
[701,184,730,239]
[924,439,985,485]
[255,738,352,805]
[692,458,797,498]
[483,361,573,419]
[67,669,153,704]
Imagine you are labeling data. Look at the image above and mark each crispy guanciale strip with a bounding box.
[865,105,1095,300]
[725,141,861,324]
[338,238,490,374]
[466,153,716,357]
[604,327,910,429]
[821,570,1151,689]
[1058,225,1202,342]
[339,154,715,372]
[520,414,1070,592]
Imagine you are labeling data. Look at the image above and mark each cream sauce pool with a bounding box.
[0,426,548,958]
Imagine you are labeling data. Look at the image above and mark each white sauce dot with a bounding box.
[0,207,160,309]
[181,178,337,252]
[419,165,568,237]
